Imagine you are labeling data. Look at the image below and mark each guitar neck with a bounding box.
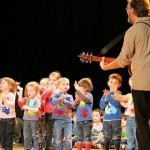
[79,52,116,63]
[91,56,116,63]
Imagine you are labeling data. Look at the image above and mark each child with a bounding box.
[91,108,104,149]
[13,117,24,144]
[51,77,74,150]
[41,71,61,150]
[17,81,41,150]
[38,77,49,117]
[39,78,49,95]
[74,77,93,150]
[99,73,122,150]
[118,77,138,150]
[120,114,127,149]
[0,77,17,150]
[72,110,78,148]
[38,77,49,150]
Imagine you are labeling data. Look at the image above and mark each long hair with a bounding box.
[24,81,39,97]
[1,77,17,93]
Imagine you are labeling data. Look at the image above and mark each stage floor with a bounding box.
[1,143,111,150]
[11,143,103,150]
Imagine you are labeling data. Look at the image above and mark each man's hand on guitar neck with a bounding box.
[99,57,109,71]
[99,57,120,71]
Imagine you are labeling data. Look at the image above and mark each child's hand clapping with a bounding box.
[74,93,80,104]
[17,86,23,97]
[74,81,79,91]
[103,89,109,97]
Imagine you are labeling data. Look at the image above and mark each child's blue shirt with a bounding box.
[99,91,121,121]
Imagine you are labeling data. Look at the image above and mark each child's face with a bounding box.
[0,80,9,92]
[92,111,101,123]
[107,78,121,91]
[27,86,38,98]
[121,119,127,128]
[40,80,48,92]
[58,80,70,93]
[48,75,58,86]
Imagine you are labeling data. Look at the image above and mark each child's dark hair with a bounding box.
[93,108,104,122]
[122,114,127,121]
[78,77,93,92]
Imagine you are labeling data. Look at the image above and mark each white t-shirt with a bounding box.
[0,92,16,118]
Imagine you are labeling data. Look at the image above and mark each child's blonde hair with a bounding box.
[108,73,122,84]
[24,81,39,97]
[49,71,61,80]
[78,77,93,92]
[57,77,69,86]
[40,78,48,83]
[1,77,17,93]
[39,78,48,94]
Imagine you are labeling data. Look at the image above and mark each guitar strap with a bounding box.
[100,21,150,55]
[136,22,150,26]
[98,22,149,76]
[100,31,126,55]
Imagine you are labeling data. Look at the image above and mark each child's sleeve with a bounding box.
[51,92,62,105]
[99,95,106,109]
[64,95,74,108]
[107,93,120,107]
[75,90,87,101]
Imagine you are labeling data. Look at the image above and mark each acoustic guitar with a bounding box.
[78,52,115,63]
[78,52,132,76]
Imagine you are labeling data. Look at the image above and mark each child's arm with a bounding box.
[17,86,25,108]
[73,93,81,109]
[120,101,128,108]
[99,89,109,109]
[17,86,24,103]
[41,90,52,101]
[62,95,74,108]
[92,132,104,144]
[74,81,89,102]
[51,92,64,106]
[99,95,107,109]
[1,93,15,108]
[22,105,40,113]
[106,91,122,107]
[115,94,128,108]
[76,92,93,105]
[22,99,41,113]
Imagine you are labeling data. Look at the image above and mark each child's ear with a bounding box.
[119,83,121,88]
[107,82,109,86]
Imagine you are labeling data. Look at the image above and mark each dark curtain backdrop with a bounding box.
[1,0,131,110]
